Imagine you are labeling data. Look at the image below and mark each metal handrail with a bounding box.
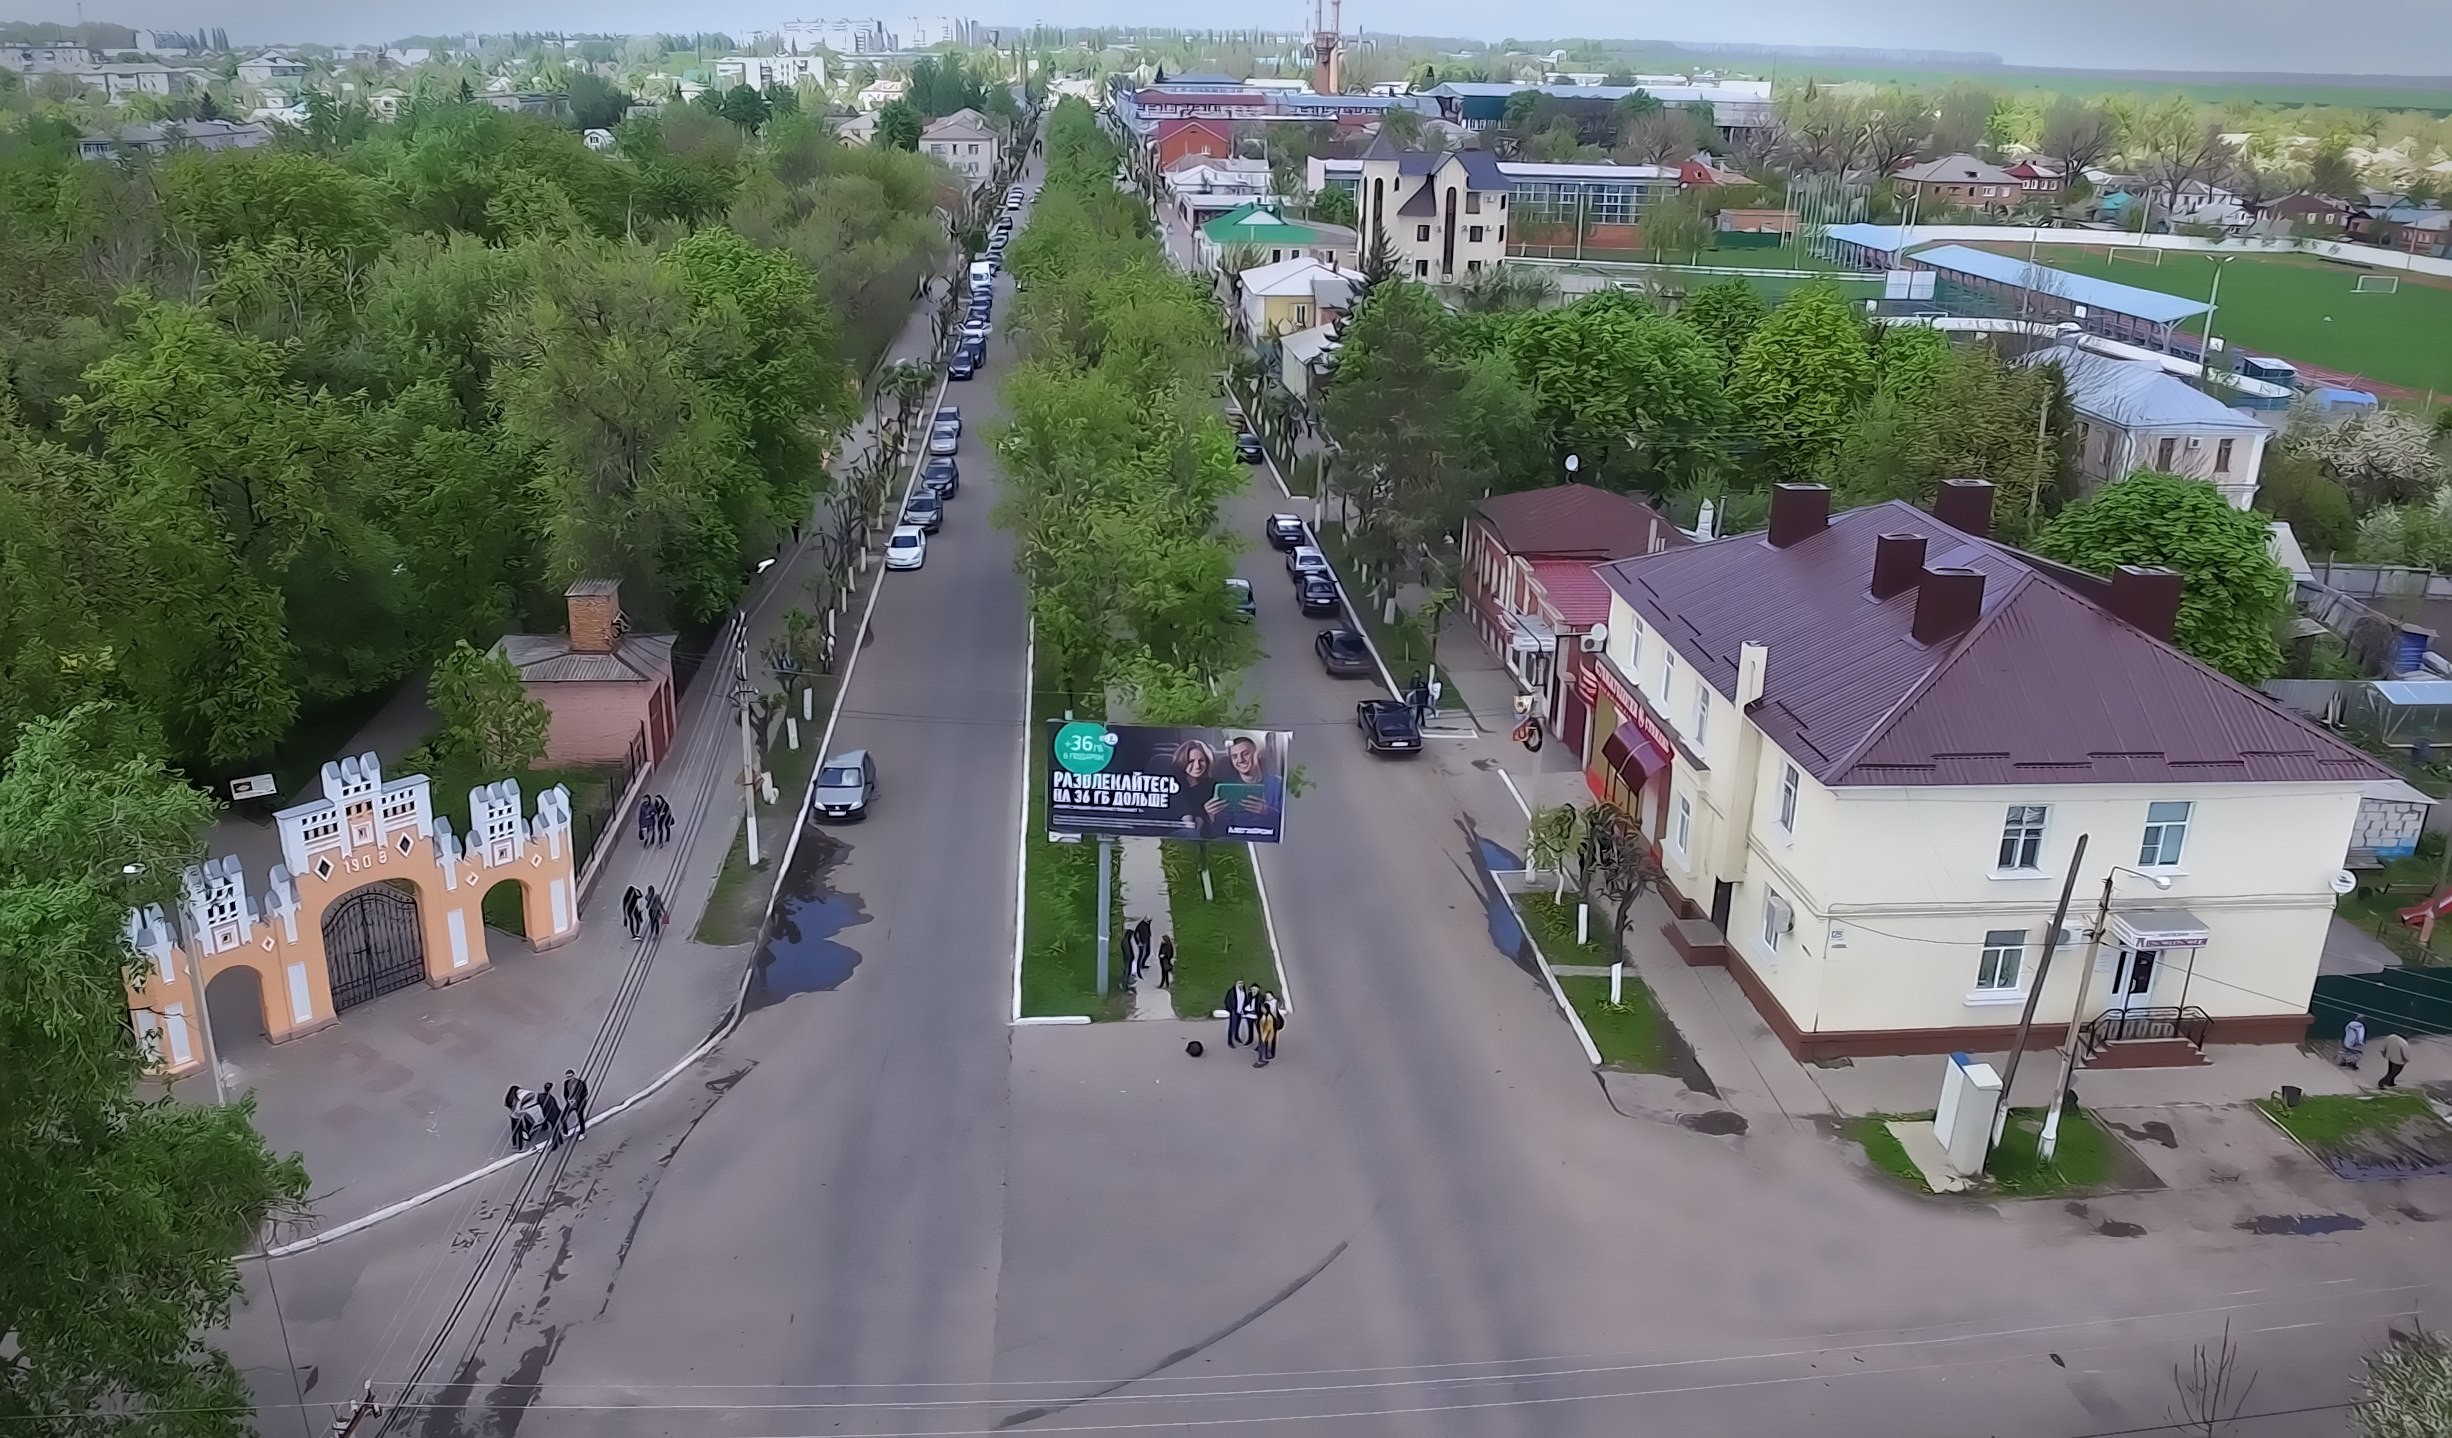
[2082,1005,2213,1053]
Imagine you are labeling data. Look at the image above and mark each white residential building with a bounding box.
[1582,479,2397,1063]
[1350,136,1511,284]
[858,77,910,110]
[922,106,999,185]
[716,53,828,91]
[2025,342,2271,510]
[236,51,308,88]
[76,63,196,104]
[782,19,892,53]
[897,15,970,48]
[0,44,97,72]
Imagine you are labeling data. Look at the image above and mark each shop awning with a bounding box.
[1600,722,1669,791]
[2110,907,2210,951]
[1506,611,1557,653]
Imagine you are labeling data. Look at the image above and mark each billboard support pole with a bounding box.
[1094,835,1113,996]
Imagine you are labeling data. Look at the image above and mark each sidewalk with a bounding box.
[205,293,953,1233]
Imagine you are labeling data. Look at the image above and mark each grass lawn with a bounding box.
[692,827,763,947]
[2257,1090,2446,1147]
[426,760,622,940]
[1019,684,1130,1020]
[685,665,847,948]
[1160,841,1281,1018]
[1846,1107,2126,1197]
[1957,243,2452,396]
[1516,892,1680,1074]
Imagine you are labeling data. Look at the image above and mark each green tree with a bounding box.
[0,702,309,1438]
[1641,191,1712,261]
[2034,473,2290,682]
[1502,89,1544,134]
[564,71,633,129]
[2253,450,2357,556]
[719,83,771,131]
[1675,278,1766,377]
[1503,294,1730,492]
[1729,284,1874,483]
[1322,280,1482,590]
[422,639,549,774]
[876,97,923,151]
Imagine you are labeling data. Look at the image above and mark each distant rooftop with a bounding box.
[1906,244,2214,326]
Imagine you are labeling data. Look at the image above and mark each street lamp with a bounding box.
[2202,254,2239,373]
[125,863,227,1106]
[2036,862,2173,1163]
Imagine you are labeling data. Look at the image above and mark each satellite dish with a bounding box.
[2330,870,2357,896]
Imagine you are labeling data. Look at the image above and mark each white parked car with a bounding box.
[885,526,927,570]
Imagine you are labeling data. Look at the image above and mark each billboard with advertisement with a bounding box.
[1047,722,1291,843]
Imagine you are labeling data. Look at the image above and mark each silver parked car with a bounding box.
[812,750,876,820]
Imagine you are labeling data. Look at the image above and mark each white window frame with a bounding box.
[1672,795,1691,857]
[1971,928,2027,1004]
[2138,800,2191,869]
[1776,763,1799,834]
[1760,888,1791,955]
[1691,685,1710,746]
[1627,621,1641,676]
[1998,804,2048,872]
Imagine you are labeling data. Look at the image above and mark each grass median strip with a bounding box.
[1162,841,1280,1019]
[1518,893,1677,1074]
[1020,688,1129,1020]
[1846,1107,2127,1197]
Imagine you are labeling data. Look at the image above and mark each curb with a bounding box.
[1492,879,1604,1069]
[1010,621,1035,1024]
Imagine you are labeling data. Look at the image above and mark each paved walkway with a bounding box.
[1119,837,1172,1019]
[204,294,952,1232]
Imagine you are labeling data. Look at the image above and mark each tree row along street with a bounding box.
[5,76,2449,1438]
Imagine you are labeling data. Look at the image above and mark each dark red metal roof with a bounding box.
[1471,484,1688,561]
[1595,499,2393,789]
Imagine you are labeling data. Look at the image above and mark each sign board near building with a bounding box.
[1047,722,1292,843]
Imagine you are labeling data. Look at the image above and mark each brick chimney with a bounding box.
[1870,533,1928,601]
[2105,565,2183,642]
[1767,484,1830,549]
[565,580,623,654]
[1932,478,1995,539]
[1913,567,1987,645]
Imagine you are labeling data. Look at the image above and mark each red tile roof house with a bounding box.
[1462,484,1686,741]
[1585,479,2399,1064]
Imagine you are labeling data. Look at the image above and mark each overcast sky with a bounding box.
[33,0,2452,76]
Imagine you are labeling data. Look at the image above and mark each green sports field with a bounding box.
[1958,243,2452,398]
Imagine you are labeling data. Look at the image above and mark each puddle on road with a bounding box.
[745,835,871,1010]
[2235,1213,2366,1236]
[1471,834,1532,972]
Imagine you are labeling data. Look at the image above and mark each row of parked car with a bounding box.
[1255,511,1420,756]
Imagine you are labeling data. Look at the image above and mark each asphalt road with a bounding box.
[222,174,2451,1438]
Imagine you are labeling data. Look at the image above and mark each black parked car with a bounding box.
[1296,572,1341,617]
[923,457,959,498]
[1356,699,1422,755]
[1265,513,1306,550]
[1235,431,1265,464]
[1314,628,1372,675]
[949,344,980,379]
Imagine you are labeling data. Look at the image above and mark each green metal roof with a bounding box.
[1199,203,1322,247]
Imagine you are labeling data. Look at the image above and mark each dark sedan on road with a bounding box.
[1356,699,1422,755]
[923,457,959,498]
[1235,432,1265,464]
[1296,573,1340,617]
[949,344,981,379]
[1265,513,1305,550]
[1314,628,1372,675]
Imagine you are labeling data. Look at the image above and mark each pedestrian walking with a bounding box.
[1132,918,1153,982]
[1157,933,1175,989]
[1223,980,1253,1048]
[637,794,655,846]
[2340,1014,2368,1070]
[622,885,643,940]
[792,521,803,544]
[645,885,667,935]
[1426,675,1443,720]
[1253,991,1282,1068]
[535,1083,564,1150]
[2379,1031,2412,1088]
[505,1085,533,1147]
[562,1068,590,1140]
[656,797,674,847]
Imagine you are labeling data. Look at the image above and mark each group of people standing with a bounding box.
[637,794,676,847]
[2337,1015,2416,1088]
[620,884,669,941]
[504,1070,591,1150]
[1119,917,1174,992]
[1221,979,1285,1068]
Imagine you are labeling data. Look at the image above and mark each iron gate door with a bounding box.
[324,884,424,1011]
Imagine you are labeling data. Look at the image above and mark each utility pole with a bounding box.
[1094,835,1113,995]
[1985,834,2085,1165]
[2038,862,2172,1163]
[732,615,761,867]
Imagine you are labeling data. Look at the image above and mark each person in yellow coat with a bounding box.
[1253,991,1282,1068]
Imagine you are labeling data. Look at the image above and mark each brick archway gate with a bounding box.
[322,881,424,1011]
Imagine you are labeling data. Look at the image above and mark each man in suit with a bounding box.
[534,1083,564,1151]
[562,1068,590,1140]
[1223,980,1252,1047]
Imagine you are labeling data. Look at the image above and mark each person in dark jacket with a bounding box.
[622,885,644,940]
[1253,991,1282,1067]
[535,1083,564,1150]
[1156,933,1175,989]
[506,1085,533,1147]
[1223,980,1253,1047]
[562,1068,590,1140]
